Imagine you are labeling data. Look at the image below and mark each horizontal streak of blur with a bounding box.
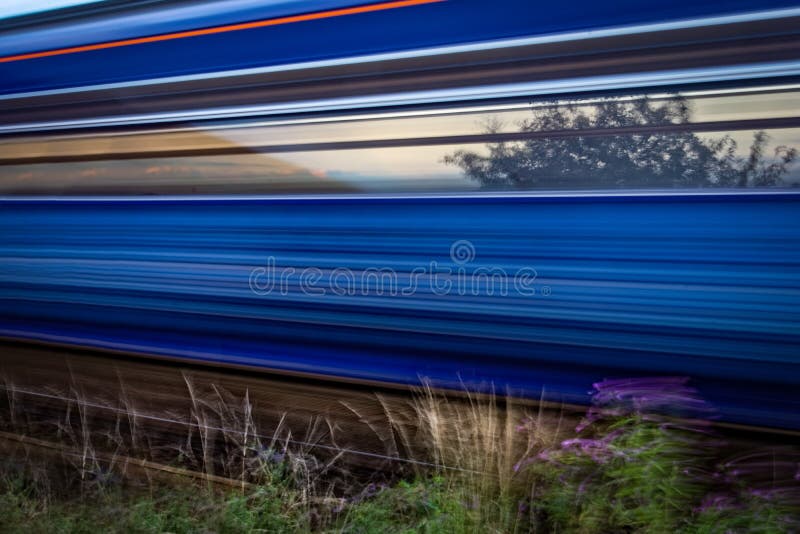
[2,118,799,166]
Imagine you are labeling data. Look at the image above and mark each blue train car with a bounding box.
[0,1,799,429]
[1,0,799,95]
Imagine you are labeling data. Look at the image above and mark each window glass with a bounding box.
[1,84,798,194]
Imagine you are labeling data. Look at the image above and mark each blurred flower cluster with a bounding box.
[512,376,800,533]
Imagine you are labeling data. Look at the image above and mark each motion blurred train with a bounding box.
[1,1,799,428]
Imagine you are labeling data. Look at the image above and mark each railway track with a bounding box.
[1,339,797,490]
[0,340,448,487]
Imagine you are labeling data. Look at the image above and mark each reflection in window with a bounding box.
[443,97,798,190]
[0,85,798,195]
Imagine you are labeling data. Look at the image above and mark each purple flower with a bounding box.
[516,416,536,433]
[332,500,347,514]
[577,476,593,495]
[696,493,736,513]
[748,488,774,499]
[513,456,537,472]
[362,483,381,498]
[590,377,712,417]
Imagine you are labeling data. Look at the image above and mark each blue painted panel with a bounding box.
[1,193,798,428]
[1,0,798,94]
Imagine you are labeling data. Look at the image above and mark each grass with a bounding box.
[0,479,305,533]
[0,374,798,533]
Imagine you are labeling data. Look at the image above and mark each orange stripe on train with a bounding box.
[0,0,443,64]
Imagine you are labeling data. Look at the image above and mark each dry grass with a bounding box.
[377,381,570,532]
[0,371,570,532]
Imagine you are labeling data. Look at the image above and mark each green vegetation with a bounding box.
[0,481,303,533]
[1,377,798,533]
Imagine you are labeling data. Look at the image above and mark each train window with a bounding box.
[0,84,798,195]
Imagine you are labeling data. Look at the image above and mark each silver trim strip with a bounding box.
[10,82,798,140]
[2,190,799,202]
[1,6,799,102]
[2,60,800,134]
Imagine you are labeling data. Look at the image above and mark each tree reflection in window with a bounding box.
[444,96,797,190]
